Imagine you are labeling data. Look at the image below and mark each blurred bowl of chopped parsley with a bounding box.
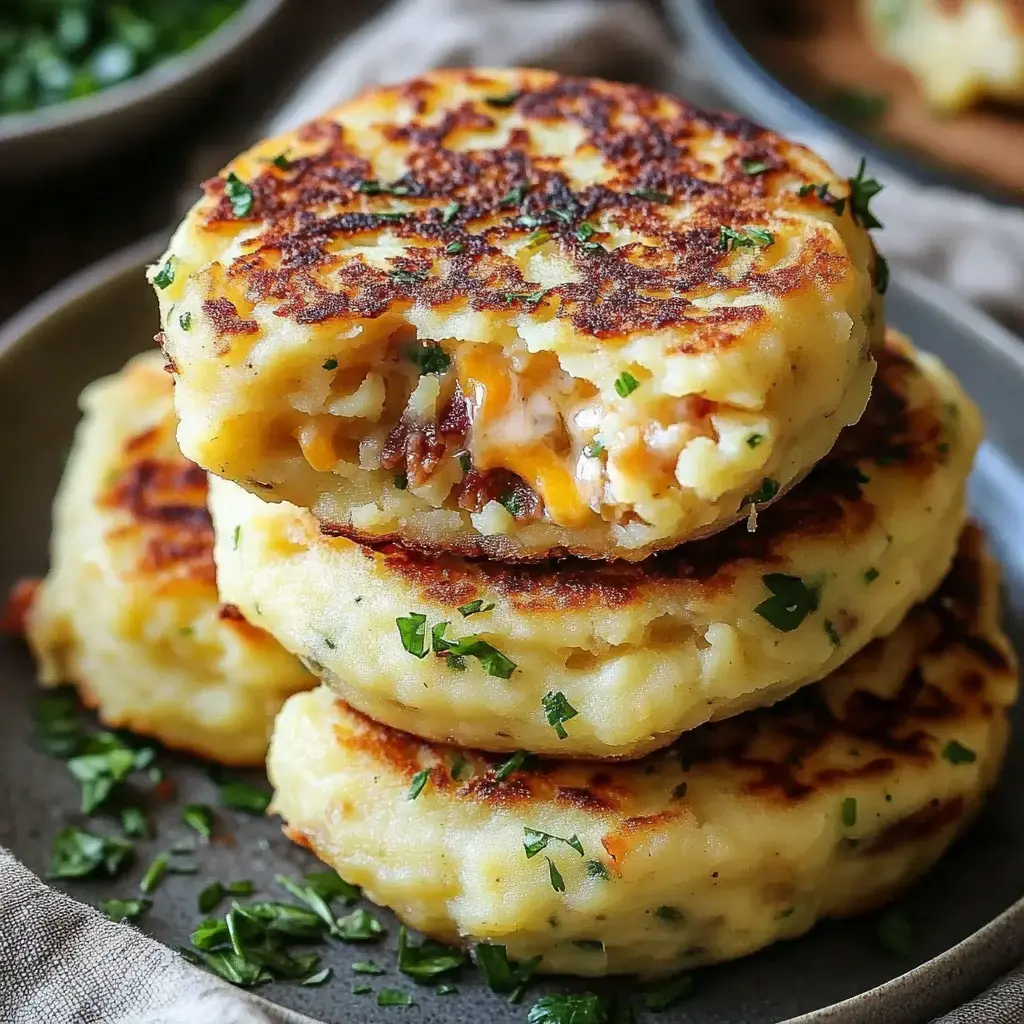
[0,0,285,179]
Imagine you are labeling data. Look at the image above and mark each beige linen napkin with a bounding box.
[4,2,1023,1023]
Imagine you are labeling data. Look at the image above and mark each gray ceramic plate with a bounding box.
[0,0,285,182]
[0,237,1023,1024]
[666,0,1022,208]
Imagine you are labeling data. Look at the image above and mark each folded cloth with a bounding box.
[4,1,1023,1023]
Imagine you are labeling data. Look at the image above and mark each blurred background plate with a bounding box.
[1,239,1024,1023]
[0,0,285,182]
[667,0,1023,207]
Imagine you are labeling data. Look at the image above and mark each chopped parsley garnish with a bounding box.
[475,942,542,1001]
[182,803,213,839]
[180,947,271,988]
[217,779,271,815]
[503,287,548,305]
[875,253,890,295]
[232,524,241,550]
[139,851,169,894]
[352,984,372,995]
[101,897,149,923]
[541,690,578,739]
[394,473,408,491]
[847,158,884,229]
[430,620,516,677]
[302,968,332,986]
[356,179,411,196]
[445,241,465,255]
[449,753,470,781]
[526,228,551,248]
[398,925,466,980]
[876,909,913,957]
[441,201,461,224]
[942,740,977,765]
[322,357,338,371]
[272,152,291,170]
[741,158,771,175]
[841,797,858,827]
[486,90,521,107]
[458,599,494,617]
[397,612,428,658]
[546,858,565,892]
[335,907,386,942]
[225,173,254,218]
[458,451,472,472]
[120,807,148,838]
[31,690,87,758]
[353,960,385,974]
[390,268,428,286]
[408,768,431,801]
[754,574,820,632]
[584,437,606,458]
[528,992,608,1024]
[494,749,530,782]
[523,827,584,859]
[153,258,175,290]
[304,868,360,903]
[405,340,450,375]
[499,489,528,517]
[799,181,846,216]
[746,433,764,449]
[614,371,640,398]
[743,477,780,505]
[179,311,192,331]
[655,905,684,923]
[198,881,226,913]
[825,620,841,647]
[720,225,775,251]
[575,222,597,242]
[499,183,529,208]
[864,567,880,584]
[629,188,670,203]
[378,989,414,1007]
[644,973,696,1011]
[586,860,610,880]
[437,983,458,995]
[67,737,139,813]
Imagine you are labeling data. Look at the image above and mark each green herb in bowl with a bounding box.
[0,0,247,116]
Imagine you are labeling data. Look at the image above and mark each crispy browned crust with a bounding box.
[193,68,865,343]
[326,524,1012,857]
[332,336,946,607]
[99,416,217,589]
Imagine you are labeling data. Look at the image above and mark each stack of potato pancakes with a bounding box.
[27,69,1018,977]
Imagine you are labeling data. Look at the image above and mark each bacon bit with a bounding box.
[155,778,177,802]
[455,468,542,518]
[380,414,447,486]
[1,578,40,636]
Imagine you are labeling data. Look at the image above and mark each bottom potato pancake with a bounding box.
[214,329,977,759]
[268,525,1017,976]
[23,351,313,765]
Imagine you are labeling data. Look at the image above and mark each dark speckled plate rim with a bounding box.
[666,0,1023,208]
[2,236,1024,1024]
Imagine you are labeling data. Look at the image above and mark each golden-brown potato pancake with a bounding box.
[24,352,313,766]
[213,329,977,758]
[268,525,1017,976]
[863,0,1024,110]
[154,67,884,561]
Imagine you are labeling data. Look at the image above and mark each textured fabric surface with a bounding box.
[2,1,1022,1022]
[0,848,308,1023]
